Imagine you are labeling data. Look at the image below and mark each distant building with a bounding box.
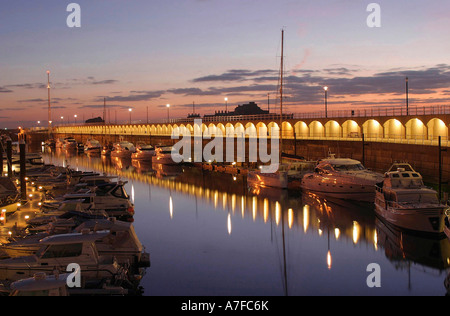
[85,117,105,124]
[204,102,269,118]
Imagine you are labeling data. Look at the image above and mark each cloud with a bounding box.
[0,87,13,93]
[79,104,134,110]
[192,69,278,83]
[97,90,165,102]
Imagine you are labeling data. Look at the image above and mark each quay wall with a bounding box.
[26,131,449,186]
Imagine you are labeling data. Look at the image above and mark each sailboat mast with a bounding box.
[279,29,284,160]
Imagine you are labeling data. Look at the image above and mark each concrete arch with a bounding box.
[342,120,361,138]
[324,120,342,138]
[363,119,383,139]
[267,122,279,137]
[217,123,226,135]
[282,122,294,139]
[427,118,448,140]
[225,123,234,137]
[245,122,257,137]
[384,119,405,140]
[406,118,427,140]
[294,121,309,138]
[256,122,268,137]
[235,123,245,137]
[309,121,324,138]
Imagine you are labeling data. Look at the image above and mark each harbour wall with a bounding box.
[25,131,449,186]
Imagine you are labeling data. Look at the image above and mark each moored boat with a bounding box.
[300,155,383,202]
[131,145,155,161]
[374,163,448,236]
[111,141,135,159]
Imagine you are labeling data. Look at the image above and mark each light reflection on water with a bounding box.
[43,149,450,296]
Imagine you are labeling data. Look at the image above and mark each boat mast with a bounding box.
[279,29,284,161]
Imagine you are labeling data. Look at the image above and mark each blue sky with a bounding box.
[1,0,450,127]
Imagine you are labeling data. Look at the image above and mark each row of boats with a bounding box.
[49,137,450,237]
[0,162,150,296]
[248,155,450,238]
[49,137,179,164]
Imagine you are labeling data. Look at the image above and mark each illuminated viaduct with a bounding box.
[50,113,450,147]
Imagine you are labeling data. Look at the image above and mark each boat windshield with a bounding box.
[332,164,365,171]
[396,193,439,204]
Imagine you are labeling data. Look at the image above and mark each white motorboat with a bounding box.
[300,155,384,202]
[84,139,102,155]
[1,218,150,268]
[63,137,77,151]
[375,163,448,235]
[131,145,155,161]
[9,273,70,296]
[57,181,135,221]
[0,231,120,282]
[152,146,183,165]
[111,141,136,159]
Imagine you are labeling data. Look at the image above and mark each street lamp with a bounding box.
[128,108,132,124]
[406,77,409,116]
[74,114,77,124]
[224,97,228,114]
[60,116,64,125]
[166,104,170,122]
[323,86,328,118]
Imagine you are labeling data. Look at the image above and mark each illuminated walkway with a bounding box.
[34,105,450,147]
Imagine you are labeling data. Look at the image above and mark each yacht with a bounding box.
[131,144,155,161]
[0,231,120,282]
[55,182,135,221]
[84,139,102,155]
[111,141,136,159]
[1,218,150,268]
[375,163,448,235]
[152,146,183,165]
[300,155,384,202]
[63,137,77,151]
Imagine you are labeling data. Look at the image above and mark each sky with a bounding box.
[1,0,450,128]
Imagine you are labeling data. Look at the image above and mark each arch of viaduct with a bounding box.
[54,114,450,146]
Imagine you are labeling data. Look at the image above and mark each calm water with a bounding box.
[42,149,450,296]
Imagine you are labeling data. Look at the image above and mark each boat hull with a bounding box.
[374,202,446,235]
[301,175,377,202]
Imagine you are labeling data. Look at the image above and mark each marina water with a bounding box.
[43,149,450,296]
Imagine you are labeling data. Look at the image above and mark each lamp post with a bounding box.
[60,116,64,126]
[323,86,329,118]
[406,77,409,116]
[166,104,171,122]
[74,114,77,124]
[128,108,132,124]
[224,97,228,114]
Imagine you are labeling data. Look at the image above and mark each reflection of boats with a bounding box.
[152,146,182,165]
[0,231,120,282]
[63,137,77,151]
[9,273,70,296]
[300,155,383,202]
[375,163,448,236]
[131,145,155,161]
[248,161,315,189]
[111,142,135,159]
[153,163,182,179]
[375,217,450,270]
[84,139,102,155]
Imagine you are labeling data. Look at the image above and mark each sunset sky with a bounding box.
[1,0,450,128]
